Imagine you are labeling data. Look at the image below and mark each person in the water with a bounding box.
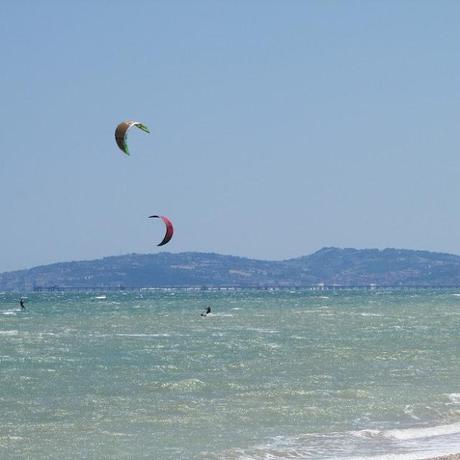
[201,306,211,317]
[19,298,25,310]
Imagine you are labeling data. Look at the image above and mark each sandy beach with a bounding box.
[430,455,460,460]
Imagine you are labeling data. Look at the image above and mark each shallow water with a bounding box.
[0,289,459,459]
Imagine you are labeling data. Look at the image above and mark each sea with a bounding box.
[0,288,459,459]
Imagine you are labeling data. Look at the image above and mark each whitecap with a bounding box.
[403,405,421,420]
[365,422,460,441]
[246,328,278,334]
[161,378,206,392]
[98,430,134,437]
[215,424,460,460]
[448,393,460,404]
[116,333,171,338]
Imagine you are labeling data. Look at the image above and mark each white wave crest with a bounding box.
[381,422,460,440]
[448,394,460,404]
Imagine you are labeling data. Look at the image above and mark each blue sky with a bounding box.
[1,1,460,272]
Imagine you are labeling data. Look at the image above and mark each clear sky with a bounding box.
[1,0,460,272]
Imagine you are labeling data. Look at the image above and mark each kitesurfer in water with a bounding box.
[201,306,211,317]
[19,298,25,310]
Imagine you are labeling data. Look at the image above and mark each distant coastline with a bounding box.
[4,247,460,291]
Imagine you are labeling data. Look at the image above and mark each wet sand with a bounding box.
[430,455,460,460]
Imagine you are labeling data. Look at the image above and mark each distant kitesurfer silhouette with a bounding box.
[201,306,211,317]
[19,298,25,310]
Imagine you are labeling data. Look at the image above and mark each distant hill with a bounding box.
[2,248,460,291]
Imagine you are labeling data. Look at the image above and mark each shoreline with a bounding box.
[431,456,460,460]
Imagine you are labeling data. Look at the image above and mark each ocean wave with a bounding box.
[212,422,460,460]
[160,378,206,392]
[116,333,171,338]
[371,422,460,441]
[245,328,279,334]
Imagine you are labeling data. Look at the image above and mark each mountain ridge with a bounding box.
[2,247,460,291]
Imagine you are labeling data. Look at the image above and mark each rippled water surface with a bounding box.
[0,289,459,459]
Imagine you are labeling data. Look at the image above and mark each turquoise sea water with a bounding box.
[0,289,459,459]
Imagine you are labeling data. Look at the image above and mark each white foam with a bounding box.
[116,333,170,338]
[220,423,460,460]
[246,328,278,334]
[349,423,460,459]
[382,422,460,440]
[403,405,421,421]
[448,394,460,404]
[98,430,134,437]
[346,450,460,460]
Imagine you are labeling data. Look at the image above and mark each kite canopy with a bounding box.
[115,120,150,155]
[148,215,174,246]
